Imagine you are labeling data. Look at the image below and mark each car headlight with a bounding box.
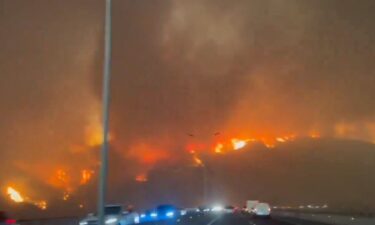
[211,205,223,212]
[166,211,174,217]
[105,218,118,224]
[150,212,158,217]
[140,213,146,218]
[79,222,88,225]
[180,210,186,216]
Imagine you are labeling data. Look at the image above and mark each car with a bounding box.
[198,205,211,212]
[0,212,18,225]
[224,205,235,213]
[155,205,179,220]
[253,203,271,218]
[139,210,158,223]
[79,204,139,225]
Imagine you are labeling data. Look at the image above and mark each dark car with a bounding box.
[139,209,158,223]
[156,205,179,220]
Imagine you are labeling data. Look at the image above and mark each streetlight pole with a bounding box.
[202,156,208,204]
[98,0,112,225]
[186,132,220,204]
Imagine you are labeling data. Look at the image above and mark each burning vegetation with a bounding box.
[6,187,47,210]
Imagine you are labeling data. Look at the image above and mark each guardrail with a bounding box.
[274,211,375,225]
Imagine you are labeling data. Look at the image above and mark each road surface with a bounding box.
[19,211,335,225]
[142,211,332,225]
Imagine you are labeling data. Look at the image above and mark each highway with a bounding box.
[141,212,332,225]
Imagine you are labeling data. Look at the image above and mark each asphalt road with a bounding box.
[18,211,335,225]
[141,212,332,225]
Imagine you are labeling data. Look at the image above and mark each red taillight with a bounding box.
[6,219,16,224]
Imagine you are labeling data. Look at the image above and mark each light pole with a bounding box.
[202,155,208,204]
[187,132,220,204]
[98,0,112,225]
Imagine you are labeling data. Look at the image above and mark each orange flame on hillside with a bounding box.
[7,187,24,203]
[214,143,223,153]
[80,169,94,185]
[34,200,47,210]
[231,139,248,150]
[6,186,47,210]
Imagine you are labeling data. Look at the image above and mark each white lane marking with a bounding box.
[206,216,221,225]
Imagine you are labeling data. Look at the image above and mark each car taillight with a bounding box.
[6,219,17,224]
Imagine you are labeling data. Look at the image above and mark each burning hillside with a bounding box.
[1,0,375,219]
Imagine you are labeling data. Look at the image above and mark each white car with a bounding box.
[79,205,139,225]
[253,203,271,218]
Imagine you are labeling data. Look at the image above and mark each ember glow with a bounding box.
[214,143,224,153]
[80,169,94,185]
[34,200,47,210]
[193,155,204,167]
[48,169,72,194]
[135,174,148,182]
[63,192,70,201]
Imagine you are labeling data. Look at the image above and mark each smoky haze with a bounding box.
[0,0,375,218]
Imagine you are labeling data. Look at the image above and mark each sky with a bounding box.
[0,0,375,217]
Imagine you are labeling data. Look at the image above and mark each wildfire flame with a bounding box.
[193,155,204,167]
[34,200,47,210]
[6,186,47,210]
[80,169,94,185]
[276,137,286,142]
[56,169,68,184]
[208,134,313,154]
[231,138,248,150]
[214,143,223,153]
[7,187,24,203]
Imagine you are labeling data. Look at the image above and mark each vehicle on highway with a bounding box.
[253,203,271,218]
[155,204,180,220]
[0,211,18,225]
[246,200,259,213]
[211,205,224,212]
[198,205,211,212]
[184,208,200,215]
[139,209,158,223]
[224,205,235,213]
[79,204,139,225]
